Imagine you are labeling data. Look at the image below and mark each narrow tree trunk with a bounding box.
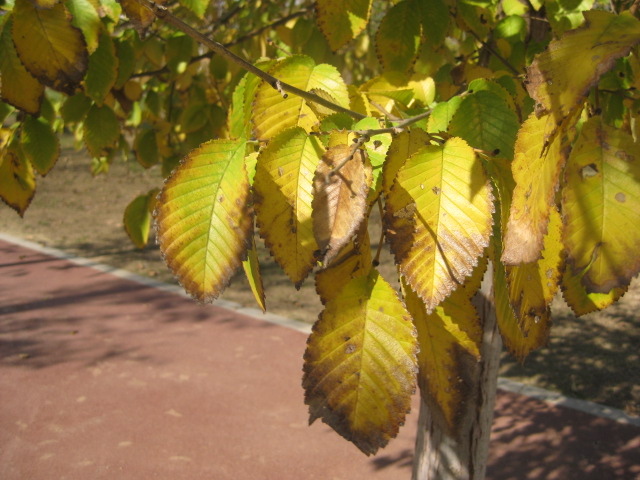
[412,265,502,480]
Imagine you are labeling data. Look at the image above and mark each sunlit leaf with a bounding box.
[426,95,462,134]
[502,113,565,265]
[561,265,627,317]
[448,90,520,159]
[179,0,208,18]
[0,17,44,115]
[385,137,494,312]
[315,0,372,51]
[12,0,88,95]
[303,269,417,456]
[155,139,251,302]
[124,188,159,249]
[83,104,119,158]
[382,128,431,196]
[242,233,266,312]
[313,144,372,265]
[562,116,640,293]
[253,127,323,286]
[0,140,35,217]
[66,0,101,53]
[405,277,481,433]
[21,116,60,176]
[253,55,349,140]
[527,10,640,121]
[376,0,421,72]
[85,32,119,105]
[351,116,391,203]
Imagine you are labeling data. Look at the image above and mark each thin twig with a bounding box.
[135,0,366,120]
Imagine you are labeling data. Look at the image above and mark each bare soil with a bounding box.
[2,144,639,416]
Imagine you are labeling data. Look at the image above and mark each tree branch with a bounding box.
[134,0,366,120]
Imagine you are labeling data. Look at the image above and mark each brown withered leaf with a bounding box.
[313,144,372,266]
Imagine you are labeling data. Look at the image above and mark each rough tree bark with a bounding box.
[412,264,502,480]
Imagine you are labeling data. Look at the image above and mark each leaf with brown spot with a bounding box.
[382,128,431,197]
[155,139,251,302]
[303,269,417,456]
[562,116,640,293]
[561,265,627,317]
[315,0,372,52]
[527,10,640,122]
[313,144,372,266]
[119,0,158,36]
[254,127,323,286]
[385,137,494,313]
[12,0,88,95]
[502,113,566,265]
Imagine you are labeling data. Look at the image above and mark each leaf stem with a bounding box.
[134,0,366,120]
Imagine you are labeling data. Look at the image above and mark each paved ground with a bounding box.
[1,236,638,480]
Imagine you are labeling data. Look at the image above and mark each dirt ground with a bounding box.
[2,145,639,416]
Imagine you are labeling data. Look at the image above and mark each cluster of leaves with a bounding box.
[2,0,640,457]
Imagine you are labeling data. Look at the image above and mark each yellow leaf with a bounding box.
[561,265,627,317]
[252,56,349,140]
[315,0,372,51]
[119,0,157,35]
[253,127,323,286]
[303,269,417,456]
[0,17,44,114]
[315,224,372,304]
[385,137,494,313]
[527,10,640,122]
[502,113,565,265]
[562,116,640,293]
[242,233,266,312]
[155,139,252,302]
[0,140,35,217]
[506,207,563,335]
[313,144,372,265]
[12,0,88,95]
[382,128,431,197]
[405,278,481,433]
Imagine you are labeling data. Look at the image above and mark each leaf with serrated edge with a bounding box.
[561,265,627,317]
[385,137,493,313]
[254,127,323,286]
[124,188,159,249]
[527,10,640,122]
[376,0,421,72]
[405,276,480,434]
[12,0,88,95]
[502,113,565,265]
[313,144,372,265]
[316,222,372,304]
[85,32,119,105]
[506,208,563,335]
[562,116,640,293]
[303,269,417,456]
[0,17,43,115]
[83,104,120,158]
[315,0,372,51]
[382,128,431,197]
[155,139,251,302]
[21,116,60,176]
[0,141,35,217]
[253,56,349,140]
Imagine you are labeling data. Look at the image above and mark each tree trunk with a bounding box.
[412,264,502,480]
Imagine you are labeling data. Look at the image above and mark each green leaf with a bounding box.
[21,116,60,176]
[61,92,92,124]
[85,32,119,105]
[114,37,136,89]
[178,0,209,18]
[166,34,194,77]
[155,139,252,302]
[303,269,417,456]
[12,0,88,95]
[562,116,640,293]
[415,0,450,46]
[376,0,421,72]
[83,104,120,158]
[315,0,372,51]
[124,188,159,249]
[426,95,463,133]
[134,127,159,168]
[252,55,349,140]
[385,137,494,312]
[65,0,101,53]
[254,127,323,286]
[448,90,519,159]
[0,16,43,115]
